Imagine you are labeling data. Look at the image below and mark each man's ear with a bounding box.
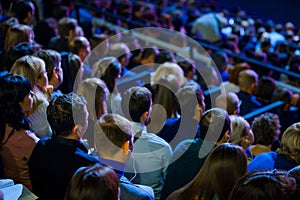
[140,111,149,124]
[121,140,130,152]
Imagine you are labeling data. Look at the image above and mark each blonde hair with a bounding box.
[229,115,251,147]
[10,55,46,89]
[10,55,46,114]
[4,24,33,52]
[152,62,186,87]
[278,122,300,164]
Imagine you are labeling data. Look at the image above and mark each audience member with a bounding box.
[272,88,298,134]
[166,143,247,200]
[160,108,231,200]
[122,86,172,200]
[158,85,205,146]
[211,51,230,81]
[92,56,122,114]
[77,78,108,149]
[12,0,36,25]
[215,92,240,115]
[0,74,39,190]
[29,93,99,200]
[94,114,153,200]
[35,49,63,99]
[254,76,276,105]
[237,69,262,115]
[191,11,228,44]
[221,62,251,93]
[229,115,254,150]
[230,170,296,200]
[246,113,280,160]
[288,165,300,200]
[10,55,52,138]
[248,122,300,172]
[65,164,120,200]
[48,17,78,52]
[108,43,135,77]
[68,36,92,80]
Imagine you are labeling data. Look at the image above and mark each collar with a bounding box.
[98,157,126,177]
[50,136,88,153]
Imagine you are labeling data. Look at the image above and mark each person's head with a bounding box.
[10,55,48,93]
[153,74,181,118]
[47,93,88,139]
[108,43,130,68]
[13,0,35,25]
[168,143,247,200]
[77,78,109,121]
[4,24,34,52]
[230,170,296,200]
[199,108,231,145]
[68,53,83,91]
[238,69,258,94]
[65,164,119,200]
[215,92,240,115]
[57,17,78,39]
[69,36,91,62]
[0,74,33,141]
[176,85,205,120]
[155,50,175,64]
[251,112,280,146]
[228,62,251,85]
[177,59,196,80]
[122,86,152,124]
[254,76,276,104]
[36,49,63,89]
[212,51,229,72]
[229,115,254,150]
[94,114,133,163]
[140,47,159,65]
[92,57,121,93]
[152,62,186,87]
[277,122,300,164]
[272,88,293,111]
[288,165,300,200]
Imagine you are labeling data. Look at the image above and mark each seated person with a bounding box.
[248,122,300,172]
[28,93,99,200]
[94,114,153,200]
[65,164,120,200]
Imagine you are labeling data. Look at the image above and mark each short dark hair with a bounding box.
[57,17,77,37]
[36,49,61,79]
[199,108,231,142]
[47,93,87,136]
[122,86,152,122]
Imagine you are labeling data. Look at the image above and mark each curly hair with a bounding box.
[251,112,280,145]
[47,93,86,136]
[0,74,31,142]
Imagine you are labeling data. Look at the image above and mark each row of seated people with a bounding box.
[0,1,300,199]
[1,71,300,200]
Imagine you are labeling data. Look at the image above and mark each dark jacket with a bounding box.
[28,136,98,200]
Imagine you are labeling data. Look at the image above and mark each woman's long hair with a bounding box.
[0,74,32,142]
[167,143,247,200]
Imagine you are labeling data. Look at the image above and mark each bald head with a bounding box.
[216,92,240,115]
[238,69,258,93]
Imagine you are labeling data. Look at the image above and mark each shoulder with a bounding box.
[119,176,153,200]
